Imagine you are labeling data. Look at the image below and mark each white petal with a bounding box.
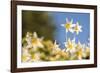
[76,22,79,25]
[54,40,57,44]
[38,42,44,48]
[66,29,68,32]
[69,29,74,33]
[79,25,82,28]
[71,24,76,27]
[70,19,73,24]
[66,18,69,22]
[33,32,38,38]
[80,29,82,32]
[76,31,79,35]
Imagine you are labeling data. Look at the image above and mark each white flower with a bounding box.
[61,18,74,33]
[25,32,44,49]
[65,38,76,53]
[31,32,44,49]
[73,22,82,35]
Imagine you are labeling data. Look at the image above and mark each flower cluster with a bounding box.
[22,32,90,62]
[61,18,82,35]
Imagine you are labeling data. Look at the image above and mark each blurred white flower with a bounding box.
[31,32,44,49]
[61,18,74,33]
[65,38,76,53]
[73,22,82,35]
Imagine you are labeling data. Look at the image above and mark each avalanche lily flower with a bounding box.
[32,32,44,49]
[65,38,76,53]
[73,22,82,35]
[61,18,74,33]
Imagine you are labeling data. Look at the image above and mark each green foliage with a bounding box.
[22,10,55,40]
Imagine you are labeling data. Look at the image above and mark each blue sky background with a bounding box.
[48,12,90,49]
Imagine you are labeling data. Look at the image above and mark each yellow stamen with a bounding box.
[65,23,71,30]
[74,25,79,31]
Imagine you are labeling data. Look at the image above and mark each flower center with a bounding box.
[65,23,71,30]
[74,25,79,31]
